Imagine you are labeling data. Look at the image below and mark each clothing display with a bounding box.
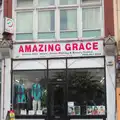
[33,100,41,111]
[16,84,26,103]
[31,83,42,111]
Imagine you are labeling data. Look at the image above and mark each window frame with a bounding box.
[13,0,104,42]
[38,9,55,33]
[11,57,107,119]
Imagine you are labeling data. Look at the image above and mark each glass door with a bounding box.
[48,83,67,120]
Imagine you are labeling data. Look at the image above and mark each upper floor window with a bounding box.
[15,0,103,40]
[82,7,101,37]
[17,0,33,7]
[38,0,55,7]
[16,12,33,40]
[60,0,77,5]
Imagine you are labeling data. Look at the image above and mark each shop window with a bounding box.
[48,70,66,82]
[48,59,66,69]
[60,0,77,5]
[16,12,33,40]
[38,10,55,39]
[67,69,105,116]
[60,9,77,38]
[13,70,47,116]
[17,0,33,7]
[82,7,101,37]
[38,0,55,7]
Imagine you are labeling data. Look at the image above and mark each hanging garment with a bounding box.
[31,84,42,101]
[16,84,26,103]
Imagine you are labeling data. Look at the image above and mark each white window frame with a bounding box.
[13,0,104,42]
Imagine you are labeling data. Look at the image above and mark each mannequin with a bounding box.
[31,78,42,113]
[16,79,26,114]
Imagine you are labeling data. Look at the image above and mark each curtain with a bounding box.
[38,11,54,32]
[39,0,54,6]
[17,0,33,7]
[60,10,67,30]
[82,8,100,30]
[67,10,77,30]
[60,10,77,30]
[16,12,33,33]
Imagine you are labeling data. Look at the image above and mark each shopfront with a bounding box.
[0,39,115,120]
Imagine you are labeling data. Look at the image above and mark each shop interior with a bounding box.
[12,68,105,116]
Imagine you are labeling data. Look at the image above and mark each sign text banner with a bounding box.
[13,41,104,59]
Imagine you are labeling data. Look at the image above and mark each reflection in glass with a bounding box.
[49,70,66,82]
[60,10,77,30]
[13,71,47,115]
[67,69,105,116]
[49,84,65,116]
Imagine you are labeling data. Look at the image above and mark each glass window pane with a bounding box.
[67,69,105,116]
[82,0,100,4]
[49,70,66,82]
[17,0,33,7]
[13,71,47,115]
[16,12,33,33]
[82,8,100,29]
[60,0,77,5]
[60,10,77,30]
[38,0,54,7]
[83,30,101,37]
[38,11,55,32]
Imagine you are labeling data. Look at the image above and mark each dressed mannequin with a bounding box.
[16,79,26,114]
[31,78,42,113]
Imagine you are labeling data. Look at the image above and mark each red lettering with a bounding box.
[86,42,91,50]
[48,44,54,51]
[55,44,61,51]
[19,45,24,53]
[65,44,71,51]
[32,45,38,52]
[79,43,84,50]
[25,45,31,52]
[93,42,98,50]
[72,43,78,50]
[44,44,47,52]
[39,44,44,52]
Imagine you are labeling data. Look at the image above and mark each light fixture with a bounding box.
[15,80,19,83]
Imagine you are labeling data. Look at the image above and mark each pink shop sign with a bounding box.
[13,40,104,59]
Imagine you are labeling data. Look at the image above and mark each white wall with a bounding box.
[106,56,116,120]
[0,58,11,120]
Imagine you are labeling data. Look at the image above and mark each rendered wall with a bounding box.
[0,58,11,120]
[106,56,116,120]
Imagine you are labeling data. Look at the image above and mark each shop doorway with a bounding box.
[48,83,67,120]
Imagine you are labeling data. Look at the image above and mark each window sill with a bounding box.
[80,3,102,7]
[58,5,79,9]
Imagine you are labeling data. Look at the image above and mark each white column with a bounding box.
[1,58,11,120]
[106,56,116,120]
